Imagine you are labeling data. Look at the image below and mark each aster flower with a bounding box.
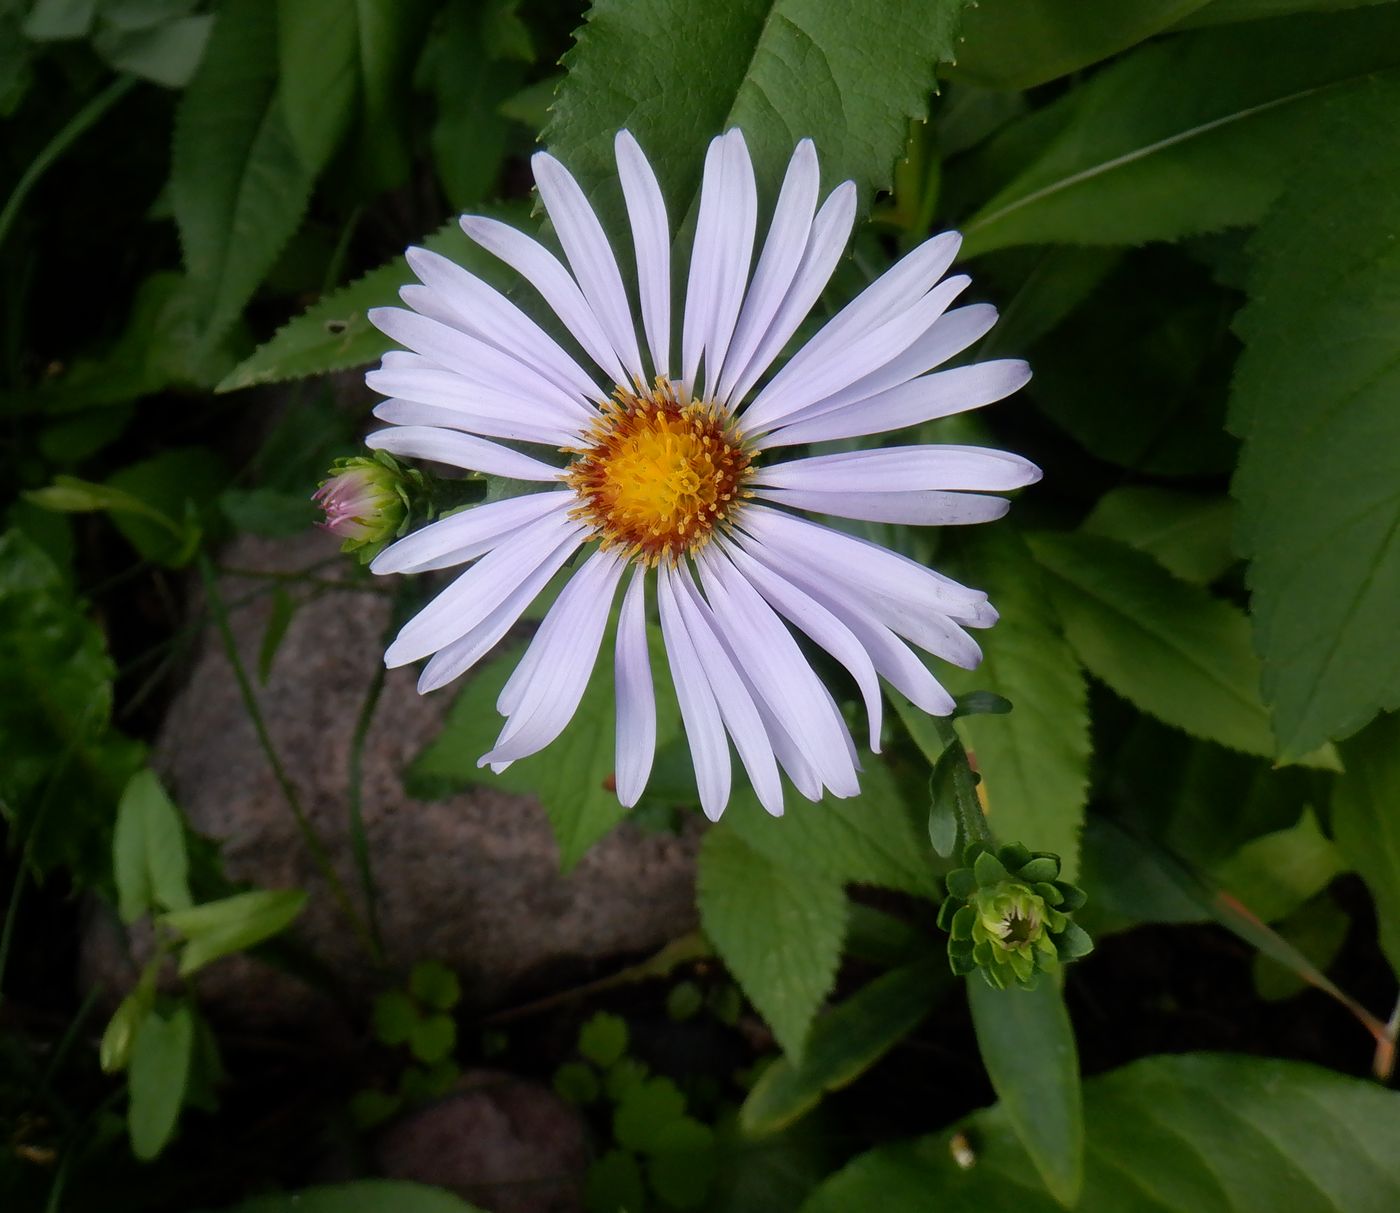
[362,129,1036,820]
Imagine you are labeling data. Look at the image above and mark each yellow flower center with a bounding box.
[565,381,753,564]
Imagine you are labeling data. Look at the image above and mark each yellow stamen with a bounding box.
[564,380,753,565]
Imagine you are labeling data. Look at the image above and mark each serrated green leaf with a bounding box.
[127,1003,194,1160]
[162,889,308,976]
[218,207,525,391]
[940,528,1089,882]
[721,758,938,897]
[407,617,680,871]
[112,768,192,923]
[172,0,315,346]
[208,1181,487,1213]
[740,959,946,1138]
[546,0,970,238]
[967,978,1082,1206]
[801,1053,1400,1212]
[1083,487,1237,586]
[1028,531,1278,759]
[1229,75,1400,758]
[1332,714,1400,979]
[698,828,846,1059]
[949,0,1213,90]
[960,7,1400,256]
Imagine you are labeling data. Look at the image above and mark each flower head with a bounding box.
[314,453,420,558]
[938,842,1091,990]
[362,128,1037,820]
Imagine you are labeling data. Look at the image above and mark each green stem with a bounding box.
[346,648,388,959]
[0,76,138,254]
[197,553,382,964]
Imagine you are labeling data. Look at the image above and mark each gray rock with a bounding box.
[86,529,698,1016]
[374,1070,587,1213]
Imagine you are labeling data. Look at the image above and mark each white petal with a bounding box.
[459,214,631,388]
[532,151,645,385]
[743,273,970,434]
[717,537,884,751]
[657,563,731,820]
[697,548,859,798]
[725,181,857,409]
[755,487,1012,527]
[385,513,586,666]
[483,548,625,763]
[614,566,656,807]
[681,136,726,396]
[775,302,998,429]
[741,539,957,716]
[366,426,564,482]
[736,521,983,668]
[371,490,573,575]
[702,129,758,394]
[369,307,589,424]
[416,547,570,693]
[669,564,783,816]
[615,131,671,380]
[372,398,571,449]
[757,359,1032,449]
[717,139,819,405]
[740,505,988,612]
[755,446,1041,493]
[402,246,603,404]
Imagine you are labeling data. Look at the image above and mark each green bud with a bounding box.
[938,842,1092,991]
[313,452,427,561]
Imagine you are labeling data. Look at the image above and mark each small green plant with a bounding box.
[350,960,464,1128]
[100,769,307,1160]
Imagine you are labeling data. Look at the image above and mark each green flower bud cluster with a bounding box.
[937,842,1092,991]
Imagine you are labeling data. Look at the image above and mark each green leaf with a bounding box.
[408,620,680,870]
[104,447,228,567]
[93,13,213,88]
[613,1076,686,1153]
[275,0,358,172]
[546,0,970,236]
[586,1150,646,1213]
[801,1053,1400,1212]
[371,990,418,1046]
[172,0,315,346]
[960,6,1400,256]
[1083,487,1237,585]
[408,959,462,1011]
[257,588,297,684]
[23,0,97,40]
[939,528,1090,881]
[407,1013,456,1064]
[949,0,1213,90]
[647,1118,717,1208]
[0,529,145,882]
[698,828,847,1059]
[1332,714,1400,978]
[967,978,1082,1206]
[112,768,192,923]
[1179,0,1390,28]
[421,0,523,209]
[217,206,525,391]
[1213,808,1344,923]
[740,959,947,1138]
[209,1181,487,1213]
[578,1012,629,1068]
[1028,531,1278,759]
[127,1003,194,1160]
[161,889,308,976]
[1253,892,1351,1001]
[1229,74,1400,758]
[721,759,939,898]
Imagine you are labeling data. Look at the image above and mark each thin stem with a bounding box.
[346,652,388,958]
[0,76,138,254]
[197,552,382,964]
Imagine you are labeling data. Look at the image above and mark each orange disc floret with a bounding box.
[564,380,753,565]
